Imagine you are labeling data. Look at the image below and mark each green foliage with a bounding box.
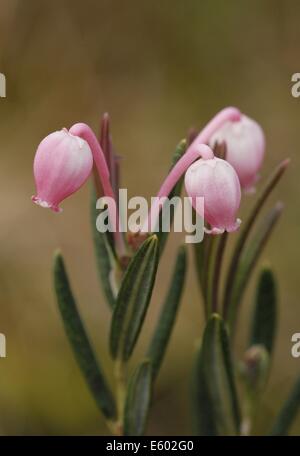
[192,314,240,436]
[147,245,187,379]
[110,235,159,361]
[249,267,277,355]
[53,251,116,420]
[124,360,153,436]
[226,203,283,330]
[270,376,300,436]
[90,185,117,310]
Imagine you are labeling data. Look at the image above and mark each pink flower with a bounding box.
[142,107,242,233]
[209,115,265,192]
[32,128,93,212]
[184,154,241,234]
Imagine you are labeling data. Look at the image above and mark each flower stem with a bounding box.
[69,123,126,258]
[142,107,241,233]
[203,235,218,315]
[211,232,228,313]
[141,144,214,233]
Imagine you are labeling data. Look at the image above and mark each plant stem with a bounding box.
[211,232,228,313]
[69,122,126,258]
[203,235,218,315]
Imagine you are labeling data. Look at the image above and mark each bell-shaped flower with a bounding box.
[32,129,93,212]
[209,115,265,192]
[185,156,241,234]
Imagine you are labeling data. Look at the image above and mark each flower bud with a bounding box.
[240,345,269,394]
[184,156,241,234]
[209,115,265,192]
[32,129,93,212]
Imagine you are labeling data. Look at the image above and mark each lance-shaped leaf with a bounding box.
[124,360,153,436]
[53,252,116,420]
[147,245,187,379]
[192,314,240,436]
[110,235,159,361]
[270,376,300,436]
[223,159,289,314]
[90,186,117,310]
[156,140,186,255]
[226,202,283,330]
[249,267,277,355]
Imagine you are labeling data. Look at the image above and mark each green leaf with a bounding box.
[147,245,187,379]
[90,185,117,310]
[226,202,283,330]
[249,267,277,355]
[110,235,159,361]
[223,159,289,315]
[156,140,186,255]
[53,252,116,420]
[192,314,240,436]
[270,376,300,435]
[124,360,153,436]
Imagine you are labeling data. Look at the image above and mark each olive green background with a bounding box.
[0,0,299,435]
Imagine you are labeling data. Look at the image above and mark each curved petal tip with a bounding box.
[31,195,62,213]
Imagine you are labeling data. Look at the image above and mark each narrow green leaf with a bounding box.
[147,245,187,379]
[270,376,300,436]
[226,202,283,330]
[192,341,217,436]
[156,140,187,255]
[53,252,116,420]
[110,235,159,361]
[124,360,153,436]
[192,314,240,435]
[249,267,277,355]
[223,159,289,314]
[91,185,116,310]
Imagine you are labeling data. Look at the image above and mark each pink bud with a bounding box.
[185,156,241,234]
[32,129,93,212]
[209,115,265,192]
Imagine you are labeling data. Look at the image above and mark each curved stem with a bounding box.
[141,107,241,233]
[141,144,214,233]
[69,123,126,257]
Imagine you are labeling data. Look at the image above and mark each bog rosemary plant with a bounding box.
[32,107,300,436]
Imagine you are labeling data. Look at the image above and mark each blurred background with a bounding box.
[0,0,299,435]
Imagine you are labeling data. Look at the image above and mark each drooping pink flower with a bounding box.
[141,107,242,233]
[184,154,241,234]
[209,115,265,192]
[32,129,93,212]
